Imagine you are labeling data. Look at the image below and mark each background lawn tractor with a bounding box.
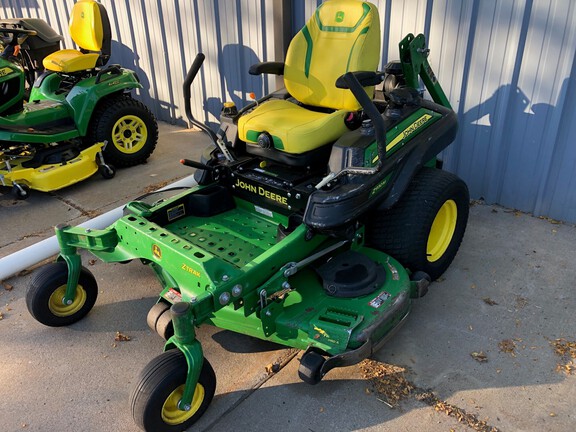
[26,1,469,430]
[0,0,158,199]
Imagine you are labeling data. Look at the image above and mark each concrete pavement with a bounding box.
[1,123,575,431]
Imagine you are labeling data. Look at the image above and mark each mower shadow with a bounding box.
[110,40,184,126]
[203,43,264,131]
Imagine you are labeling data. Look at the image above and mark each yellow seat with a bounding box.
[43,0,111,73]
[238,0,381,155]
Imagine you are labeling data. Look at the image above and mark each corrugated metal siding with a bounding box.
[2,1,576,223]
[292,0,576,223]
[0,0,275,128]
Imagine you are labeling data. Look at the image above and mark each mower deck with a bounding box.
[56,185,413,358]
[1,142,104,191]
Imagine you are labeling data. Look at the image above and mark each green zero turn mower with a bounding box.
[26,1,469,430]
[0,0,158,199]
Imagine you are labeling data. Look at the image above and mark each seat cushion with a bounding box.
[70,0,105,51]
[238,100,349,154]
[284,0,381,111]
[43,50,99,72]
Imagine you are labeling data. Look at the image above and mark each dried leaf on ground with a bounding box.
[498,339,517,357]
[550,338,576,375]
[114,331,131,342]
[483,297,498,306]
[415,391,500,432]
[360,360,500,431]
[515,296,528,309]
[2,281,13,291]
[359,359,414,407]
[471,351,488,363]
[142,180,171,195]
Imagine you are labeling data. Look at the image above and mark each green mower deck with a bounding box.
[54,188,414,358]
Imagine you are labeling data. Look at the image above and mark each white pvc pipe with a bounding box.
[0,175,197,280]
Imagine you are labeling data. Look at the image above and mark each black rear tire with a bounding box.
[130,350,216,432]
[365,168,469,280]
[87,94,158,167]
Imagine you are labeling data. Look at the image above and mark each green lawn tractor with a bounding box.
[26,1,469,430]
[0,0,157,199]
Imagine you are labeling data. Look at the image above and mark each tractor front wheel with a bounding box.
[88,94,158,168]
[365,168,469,280]
[26,262,98,326]
[130,350,216,432]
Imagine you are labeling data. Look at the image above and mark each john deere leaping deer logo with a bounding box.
[335,11,345,22]
[152,244,162,260]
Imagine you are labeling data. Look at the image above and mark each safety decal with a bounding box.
[164,288,182,302]
[369,291,391,308]
[167,203,185,221]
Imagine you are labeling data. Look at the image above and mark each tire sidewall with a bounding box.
[90,95,158,167]
[26,262,98,327]
[365,168,469,280]
[134,351,216,432]
[413,177,469,279]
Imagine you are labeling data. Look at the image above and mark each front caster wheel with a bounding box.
[26,262,98,327]
[11,183,30,200]
[98,163,116,179]
[130,350,216,432]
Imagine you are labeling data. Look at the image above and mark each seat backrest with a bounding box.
[69,0,111,64]
[284,0,381,111]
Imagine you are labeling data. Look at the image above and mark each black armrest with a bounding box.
[335,71,385,89]
[249,61,285,76]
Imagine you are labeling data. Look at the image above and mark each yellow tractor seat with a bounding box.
[238,0,381,156]
[43,0,111,73]
[239,100,350,153]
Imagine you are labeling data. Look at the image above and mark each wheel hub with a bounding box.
[427,199,457,262]
[112,115,148,154]
[161,383,205,425]
[48,284,87,317]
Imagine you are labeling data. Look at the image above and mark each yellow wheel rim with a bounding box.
[427,199,457,263]
[112,115,148,154]
[161,383,205,426]
[48,285,87,317]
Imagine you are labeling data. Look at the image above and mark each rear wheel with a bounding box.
[130,350,216,432]
[88,94,158,167]
[26,262,98,326]
[365,168,469,280]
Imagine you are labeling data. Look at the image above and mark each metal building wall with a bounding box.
[0,0,277,129]
[2,0,576,223]
[292,0,576,223]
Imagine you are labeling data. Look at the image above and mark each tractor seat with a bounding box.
[43,0,111,73]
[238,0,381,158]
